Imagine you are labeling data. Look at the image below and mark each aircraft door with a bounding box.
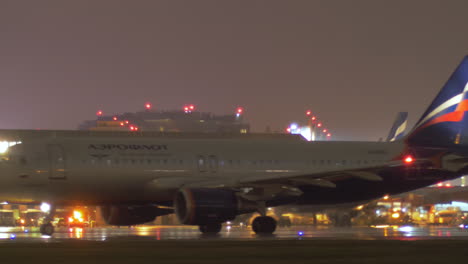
[48,145,66,180]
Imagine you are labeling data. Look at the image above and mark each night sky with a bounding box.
[1,0,468,140]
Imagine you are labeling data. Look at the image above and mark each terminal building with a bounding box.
[78,105,250,134]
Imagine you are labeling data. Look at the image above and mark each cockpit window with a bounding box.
[0,141,22,154]
[0,141,22,163]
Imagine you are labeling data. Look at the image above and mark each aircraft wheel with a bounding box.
[40,223,54,236]
[199,223,222,234]
[252,216,277,234]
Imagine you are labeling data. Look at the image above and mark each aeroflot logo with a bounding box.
[88,144,168,151]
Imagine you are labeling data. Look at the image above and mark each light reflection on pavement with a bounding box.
[0,225,467,242]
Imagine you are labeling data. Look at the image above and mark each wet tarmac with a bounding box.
[1,225,468,242]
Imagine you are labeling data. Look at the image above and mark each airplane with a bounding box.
[386,112,408,142]
[1,56,468,236]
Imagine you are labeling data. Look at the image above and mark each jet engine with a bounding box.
[100,205,172,226]
[174,188,255,225]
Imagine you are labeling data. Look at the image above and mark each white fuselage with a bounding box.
[0,131,405,205]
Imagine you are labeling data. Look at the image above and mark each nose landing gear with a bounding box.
[39,223,54,236]
[39,205,56,236]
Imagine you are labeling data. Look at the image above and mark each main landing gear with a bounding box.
[252,216,277,235]
[39,204,56,236]
[251,202,277,235]
[199,223,222,234]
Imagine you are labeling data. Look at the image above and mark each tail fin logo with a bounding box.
[414,82,468,132]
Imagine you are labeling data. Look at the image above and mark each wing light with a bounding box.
[404,155,414,164]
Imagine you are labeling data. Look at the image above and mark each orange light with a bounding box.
[404,155,414,164]
[323,129,327,133]
[120,122,124,126]
[134,127,139,131]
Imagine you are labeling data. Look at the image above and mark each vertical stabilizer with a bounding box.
[387,112,408,142]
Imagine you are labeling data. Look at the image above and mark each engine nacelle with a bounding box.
[100,205,172,226]
[174,188,243,225]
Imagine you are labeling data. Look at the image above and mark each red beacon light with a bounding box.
[404,155,414,164]
[236,107,244,117]
[189,104,195,110]
[145,103,152,110]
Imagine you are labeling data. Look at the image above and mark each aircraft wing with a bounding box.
[184,159,425,190]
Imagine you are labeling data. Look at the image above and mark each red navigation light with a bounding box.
[317,123,322,128]
[112,116,118,121]
[96,110,103,116]
[145,103,152,110]
[306,110,312,116]
[404,155,414,164]
[236,107,244,114]
[189,104,195,110]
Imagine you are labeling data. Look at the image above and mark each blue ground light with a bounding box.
[297,231,304,237]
